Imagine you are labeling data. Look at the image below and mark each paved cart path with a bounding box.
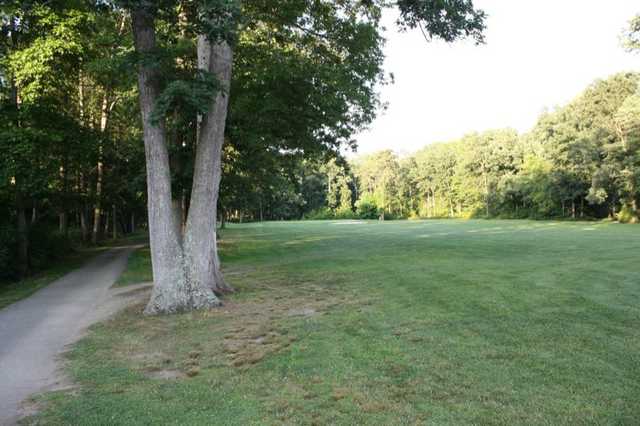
[0,246,148,425]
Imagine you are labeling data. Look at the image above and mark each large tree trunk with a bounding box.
[132,7,220,314]
[183,37,234,295]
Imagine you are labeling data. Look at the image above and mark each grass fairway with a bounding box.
[29,220,640,425]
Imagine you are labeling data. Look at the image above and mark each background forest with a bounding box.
[1,2,639,283]
[303,71,640,222]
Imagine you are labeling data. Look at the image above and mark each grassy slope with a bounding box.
[30,220,640,425]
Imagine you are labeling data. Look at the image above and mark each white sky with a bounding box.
[354,1,640,156]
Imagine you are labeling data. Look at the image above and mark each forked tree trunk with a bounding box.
[184,36,234,295]
[132,7,220,314]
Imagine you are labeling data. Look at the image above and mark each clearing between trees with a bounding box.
[25,219,640,424]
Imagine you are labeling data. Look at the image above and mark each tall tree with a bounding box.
[124,0,486,314]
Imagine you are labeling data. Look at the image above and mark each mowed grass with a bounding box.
[113,247,152,287]
[28,220,640,425]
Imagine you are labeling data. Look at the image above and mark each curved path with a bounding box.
[0,246,145,425]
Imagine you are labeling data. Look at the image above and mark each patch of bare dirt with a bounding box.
[145,369,187,380]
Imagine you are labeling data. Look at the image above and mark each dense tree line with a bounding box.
[0,3,146,281]
[222,15,640,225]
[295,71,640,222]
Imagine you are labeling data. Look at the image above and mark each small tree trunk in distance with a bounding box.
[104,210,110,236]
[92,162,103,244]
[92,92,111,244]
[112,204,117,239]
[59,163,69,236]
[59,212,67,234]
[132,7,220,314]
[16,191,29,278]
[80,204,88,242]
[433,192,437,217]
[130,212,135,234]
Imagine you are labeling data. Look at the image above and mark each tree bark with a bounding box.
[132,7,220,314]
[59,161,69,236]
[59,212,67,234]
[80,204,88,242]
[184,37,234,295]
[104,210,110,235]
[92,94,110,244]
[112,204,117,239]
[16,191,29,278]
[10,16,28,277]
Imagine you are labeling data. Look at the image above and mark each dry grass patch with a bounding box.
[213,284,363,368]
[113,280,365,379]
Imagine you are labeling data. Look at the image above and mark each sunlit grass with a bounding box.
[28,219,640,425]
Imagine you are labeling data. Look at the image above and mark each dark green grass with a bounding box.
[27,220,640,425]
[113,247,152,287]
